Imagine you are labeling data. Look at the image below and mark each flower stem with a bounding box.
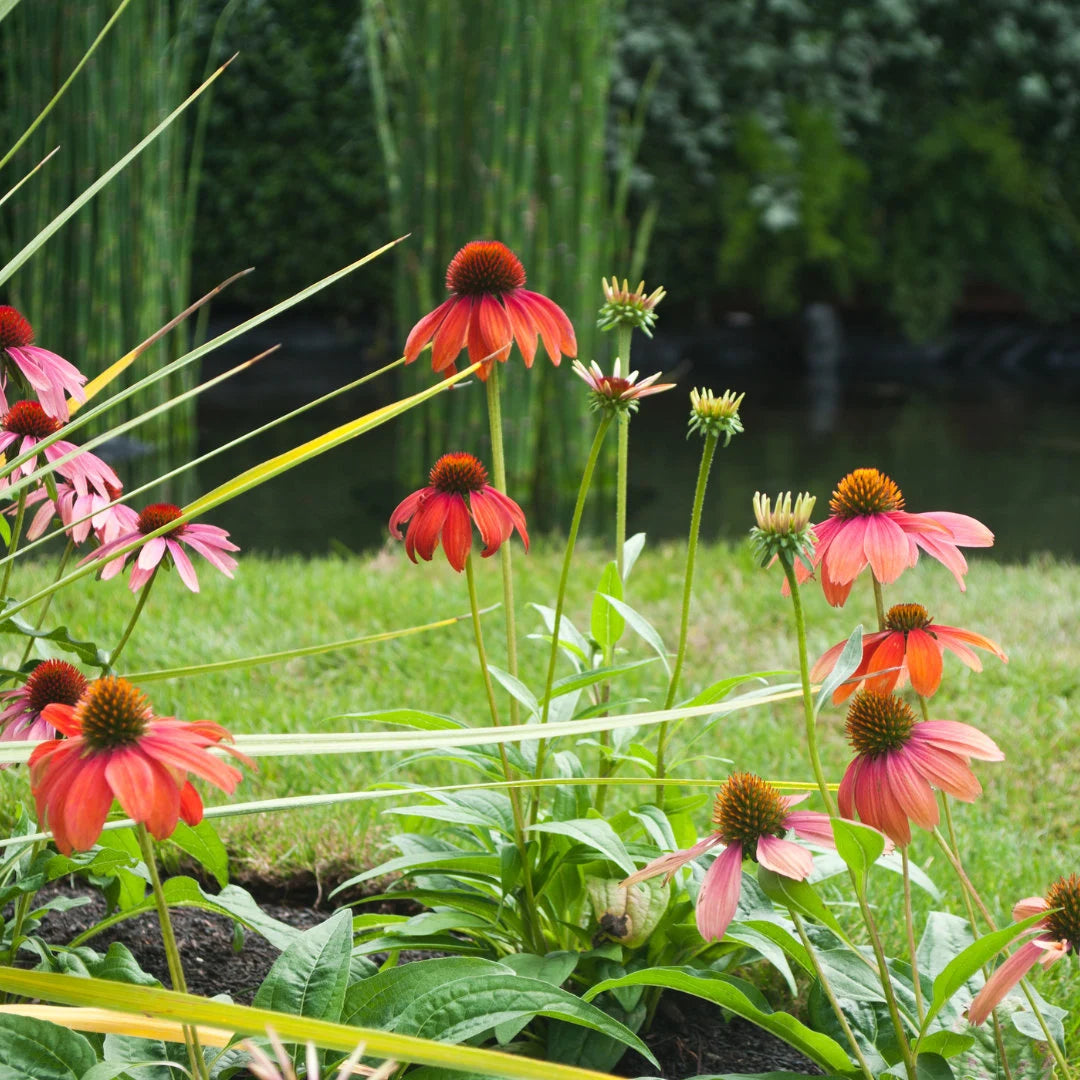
[615,418,628,581]
[135,824,210,1080]
[108,569,157,670]
[485,365,520,728]
[656,430,719,807]
[901,847,925,1023]
[4,840,44,971]
[18,539,75,667]
[781,560,836,815]
[1,489,27,598]
[530,414,613,820]
[871,575,886,630]
[791,910,877,1080]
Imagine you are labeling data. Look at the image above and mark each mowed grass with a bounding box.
[2,541,1077,1054]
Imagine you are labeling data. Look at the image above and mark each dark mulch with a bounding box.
[25,881,822,1078]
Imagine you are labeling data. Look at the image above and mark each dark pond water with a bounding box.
[131,311,1080,562]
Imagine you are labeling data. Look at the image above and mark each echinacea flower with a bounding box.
[83,502,239,593]
[572,359,674,415]
[0,400,120,496]
[404,240,576,379]
[0,659,87,751]
[621,772,837,942]
[31,676,250,854]
[597,276,666,337]
[968,875,1079,1025]
[22,479,139,545]
[813,602,1007,702]
[0,305,87,421]
[243,1027,395,1080]
[838,691,1003,846]
[750,491,817,571]
[688,387,745,444]
[797,468,994,607]
[389,452,528,573]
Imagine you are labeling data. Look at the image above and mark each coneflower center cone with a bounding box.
[829,467,905,518]
[885,603,934,633]
[2,400,62,437]
[25,660,87,713]
[846,691,917,755]
[445,241,526,296]
[711,772,788,852]
[0,306,34,350]
[1044,874,1080,951]
[429,452,488,494]
[77,676,151,750]
[137,503,183,535]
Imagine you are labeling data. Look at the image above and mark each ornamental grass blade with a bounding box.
[0,969,618,1080]
[0,1006,233,1048]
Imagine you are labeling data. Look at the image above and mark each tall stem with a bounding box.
[485,365,520,727]
[18,539,75,667]
[656,430,718,806]
[614,326,632,577]
[871,575,886,630]
[1,490,27,598]
[108,570,157,669]
[902,848,925,1023]
[465,555,544,955]
[530,415,613,821]
[135,825,210,1080]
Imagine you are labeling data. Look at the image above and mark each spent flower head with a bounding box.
[688,387,745,445]
[243,1026,394,1080]
[750,491,816,571]
[597,276,666,337]
[572,359,674,417]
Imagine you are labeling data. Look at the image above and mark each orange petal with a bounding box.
[905,628,944,696]
[440,494,472,572]
[404,298,456,365]
[431,297,472,372]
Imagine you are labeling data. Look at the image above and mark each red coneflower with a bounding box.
[812,602,1007,701]
[0,305,87,421]
[389,452,528,573]
[621,772,838,942]
[403,241,576,379]
[31,676,250,854]
[0,659,87,751]
[794,468,994,607]
[968,876,1078,1025]
[838,691,1003,846]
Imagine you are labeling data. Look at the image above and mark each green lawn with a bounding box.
[3,540,1077,1056]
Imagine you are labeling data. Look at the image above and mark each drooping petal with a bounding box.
[57,754,114,853]
[820,569,855,608]
[858,755,912,846]
[40,702,83,738]
[179,781,205,826]
[621,834,721,888]
[837,757,862,821]
[431,296,473,373]
[904,741,983,802]
[404,297,456,365]
[105,746,160,825]
[865,632,908,696]
[404,492,450,563]
[756,834,814,880]
[136,536,167,571]
[822,517,870,586]
[389,489,425,539]
[467,294,513,372]
[695,841,744,942]
[863,513,911,584]
[1012,897,1049,922]
[167,539,201,592]
[467,488,512,558]
[967,939,1048,1025]
[883,748,940,830]
[911,720,1004,762]
[922,512,994,547]
[439,493,473,572]
[785,810,839,849]
[501,290,539,368]
[935,625,1007,666]
[904,628,944,696]
[517,289,576,359]
[913,532,969,589]
[482,486,529,552]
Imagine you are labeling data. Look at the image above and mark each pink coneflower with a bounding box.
[621,772,837,942]
[84,502,239,593]
[572,359,674,415]
[0,306,87,421]
[812,602,1007,702]
[0,400,120,497]
[31,677,250,854]
[796,468,994,607]
[968,875,1079,1025]
[838,691,1003,846]
[0,660,87,752]
[23,479,139,545]
[389,452,528,573]
[404,241,576,379]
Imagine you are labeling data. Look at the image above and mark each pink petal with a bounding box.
[967,940,1047,1025]
[1012,897,1049,921]
[137,536,167,570]
[822,517,870,586]
[404,298,456,365]
[913,532,969,589]
[621,835,720,888]
[785,810,838,849]
[883,749,939,830]
[863,513,911,584]
[167,540,201,592]
[911,720,1004,762]
[431,296,473,373]
[696,842,744,942]
[756,835,814,880]
[904,741,983,802]
[923,511,994,547]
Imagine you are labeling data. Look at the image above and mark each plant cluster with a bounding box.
[0,13,1075,1080]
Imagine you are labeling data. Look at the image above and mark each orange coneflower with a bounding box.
[812,602,1007,701]
[31,677,250,854]
[404,241,576,379]
[389,452,528,573]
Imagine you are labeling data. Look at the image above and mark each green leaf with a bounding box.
[591,562,625,649]
[757,868,850,944]
[830,818,885,886]
[486,666,541,719]
[917,912,973,983]
[528,818,636,877]
[815,626,863,712]
[168,821,228,889]
[332,850,502,895]
[0,616,108,667]
[0,1015,97,1079]
[583,967,853,1073]
[680,670,787,708]
[915,1030,976,1059]
[923,912,1049,1034]
[596,594,670,674]
[494,954,580,1044]
[57,942,160,987]
[622,533,646,579]
[551,658,656,699]
[98,1035,184,1080]
[253,909,352,1023]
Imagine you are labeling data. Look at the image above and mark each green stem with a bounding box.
[615,419,628,581]
[530,414,614,821]
[902,848,925,1023]
[135,825,210,1080]
[18,540,75,668]
[657,430,719,806]
[485,365,520,728]
[464,555,544,954]
[791,910,877,1080]
[872,575,886,630]
[107,569,157,670]
[4,840,44,972]
[1,490,27,598]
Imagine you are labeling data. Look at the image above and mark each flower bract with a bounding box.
[389,451,528,573]
[404,240,576,379]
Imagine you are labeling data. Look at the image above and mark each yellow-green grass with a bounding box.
[2,542,1077,1054]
